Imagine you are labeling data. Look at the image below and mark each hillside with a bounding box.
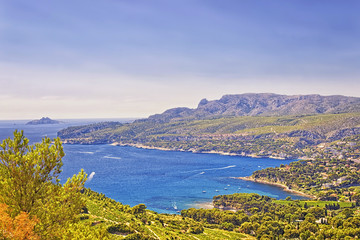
[75,187,360,239]
[58,113,360,159]
[183,191,360,239]
[58,93,360,159]
[75,189,253,239]
[242,139,360,200]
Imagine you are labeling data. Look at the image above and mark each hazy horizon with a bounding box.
[2,92,360,121]
[0,117,139,121]
[1,0,359,119]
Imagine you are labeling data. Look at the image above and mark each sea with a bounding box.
[0,119,307,214]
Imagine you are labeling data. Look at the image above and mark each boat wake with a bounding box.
[103,156,122,160]
[182,165,236,173]
[78,151,95,154]
[209,165,236,170]
[87,172,95,182]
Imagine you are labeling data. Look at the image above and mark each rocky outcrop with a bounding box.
[288,130,325,140]
[326,127,360,141]
[146,107,194,123]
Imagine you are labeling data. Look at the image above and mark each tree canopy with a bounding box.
[0,130,87,239]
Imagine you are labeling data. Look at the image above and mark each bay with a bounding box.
[0,119,307,214]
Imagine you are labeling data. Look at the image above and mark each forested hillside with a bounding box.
[58,94,360,160]
[183,192,360,239]
[59,112,360,160]
[241,136,360,201]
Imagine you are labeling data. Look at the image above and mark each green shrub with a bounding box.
[107,223,133,234]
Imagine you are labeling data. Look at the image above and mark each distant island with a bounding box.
[26,117,61,125]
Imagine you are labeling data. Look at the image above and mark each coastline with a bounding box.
[237,176,316,199]
[111,142,174,152]
[110,142,293,160]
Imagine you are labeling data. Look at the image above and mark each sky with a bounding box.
[0,0,359,120]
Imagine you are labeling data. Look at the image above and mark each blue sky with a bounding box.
[1,0,359,119]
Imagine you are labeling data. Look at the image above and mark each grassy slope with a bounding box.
[78,189,253,240]
[58,112,360,161]
[60,113,360,142]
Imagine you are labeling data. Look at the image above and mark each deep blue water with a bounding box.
[0,119,307,214]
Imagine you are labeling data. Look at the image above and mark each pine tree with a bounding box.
[0,130,87,238]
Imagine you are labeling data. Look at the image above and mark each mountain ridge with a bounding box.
[145,93,360,123]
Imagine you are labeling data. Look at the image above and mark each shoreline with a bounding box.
[110,142,296,160]
[111,142,174,152]
[237,176,316,199]
[191,201,214,210]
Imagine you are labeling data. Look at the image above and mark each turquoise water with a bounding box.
[0,120,307,214]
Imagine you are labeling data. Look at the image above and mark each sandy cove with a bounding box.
[237,176,316,199]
